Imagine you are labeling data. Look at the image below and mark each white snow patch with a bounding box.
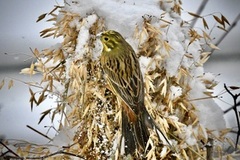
[180,125,197,146]
[169,86,182,100]
[50,125,78,153]
[139,56,152,75]
[75,14,98,58]
[65,0,165,37]
[194,99,226,132]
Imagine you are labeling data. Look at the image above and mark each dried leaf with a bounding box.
[184,53,194,58]
[29,96,34,111]
[202,18,209,29]
[221,14,230,26]
[213,15,223,25]
[188,29,202,46]
[229,86,240,90]
[163,41,173,53]
[20,67,37,75]
[30,63,35,75]
[202,30,211,40]
[201,52,211,57]
[198,125,208,144]
[219,128,231,138]
[0,79,4,90]
[37,92,46,106]
[160,78,167,97]
[42,32,55,38]
[36,13,47,22]
[33,48,40,57]
[179,102,187,111]
[16,147,23,156]
[160,24,169,28]
[226,137,235,147]
[188,12,202,18]
[47,17,57,22]
[51,111,56,123]
[180,67,190,77]
[209,43,220,50]
[38,109,52,124]
[159,18,172,24]
[29,88,37,111]
[25,144,31,154]
[8,79,14,89]
[40,27,56,37]
[182,148,188,159]
[217,25,227,32]
[49,6,60,15]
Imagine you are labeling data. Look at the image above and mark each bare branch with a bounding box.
[0,141,21,158]
[26,125,53,141]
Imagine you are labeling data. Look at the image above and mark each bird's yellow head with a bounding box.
[100,30,125,53]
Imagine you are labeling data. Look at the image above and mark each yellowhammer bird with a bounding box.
[99,30,171,155]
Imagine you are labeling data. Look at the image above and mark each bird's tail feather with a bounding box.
[121,112,137,154]
[122,110,150,155]
[121,105,172,155]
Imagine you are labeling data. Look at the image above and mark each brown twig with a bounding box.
[26,125,53,141]
[0,141,21,158]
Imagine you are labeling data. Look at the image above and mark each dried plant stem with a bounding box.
[210,13,240,54]
[26,125,53,141]
[190,0,209,28]
[0,141,21,158]
[189,95,219,101]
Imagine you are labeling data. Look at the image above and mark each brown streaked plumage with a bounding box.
[99,30,171,155]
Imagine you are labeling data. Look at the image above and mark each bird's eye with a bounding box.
[104,37,109,41]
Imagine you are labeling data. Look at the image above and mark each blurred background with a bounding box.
[0,0,239,144]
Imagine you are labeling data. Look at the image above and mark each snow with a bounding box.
[75,14,98,58]
[169,86,182,100]
[139,56,153,75]
[65,0,164,37]
[50,125,79,153]
[180,125,197,146]
[194,99,226,132]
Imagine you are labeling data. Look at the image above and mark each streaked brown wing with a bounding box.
[102,50,144,114]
